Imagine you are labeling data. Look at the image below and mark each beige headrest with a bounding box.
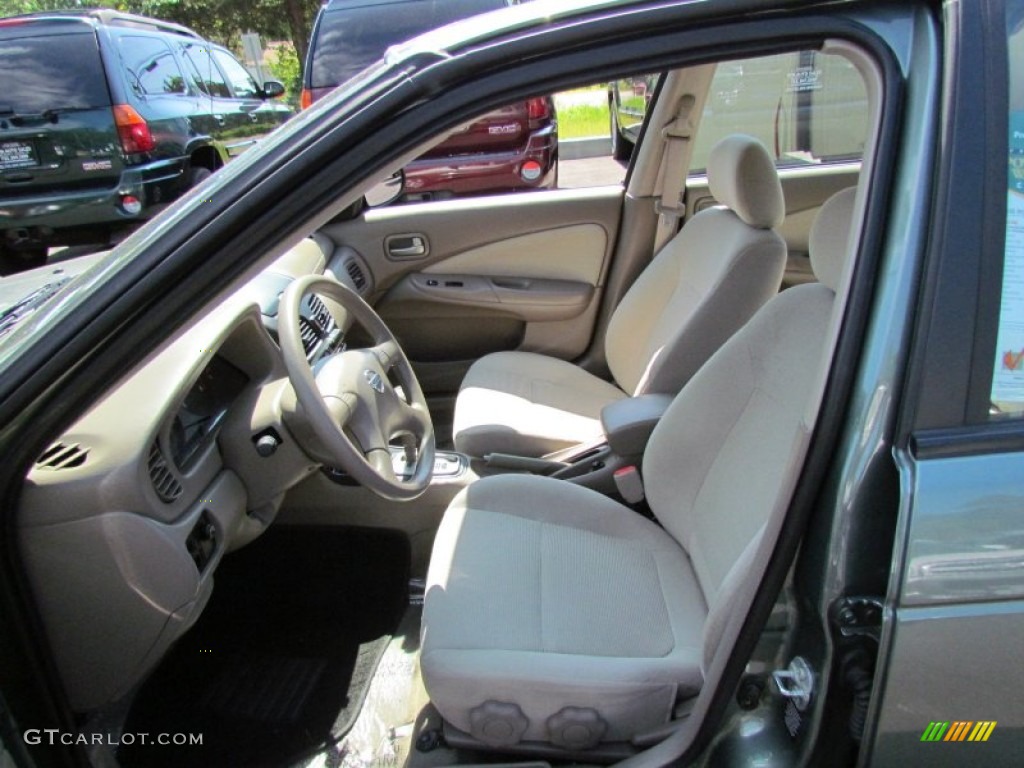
[707,134,785,229]
[809,187,857,293]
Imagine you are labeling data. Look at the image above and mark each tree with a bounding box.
[280,0,318,66]
[268,42,302,107]
[2,0,320,72]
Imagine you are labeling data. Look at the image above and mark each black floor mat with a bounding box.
[119,526,409,768]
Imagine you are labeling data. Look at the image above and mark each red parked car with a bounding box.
[302,0,557,202]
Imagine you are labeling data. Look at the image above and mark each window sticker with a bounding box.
[992,111,1024,408]
[786,66,823,93]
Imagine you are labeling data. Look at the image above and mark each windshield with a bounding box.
[0,30,110,114]
[311,0,507,88]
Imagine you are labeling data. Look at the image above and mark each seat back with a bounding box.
[604,134,787,397]
[642,187,856,663]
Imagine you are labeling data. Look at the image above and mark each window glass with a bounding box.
[119,36,187,96]
[181,43,231,99]
[0,31,111,112]
[691,50,868,171]
[212,50,260,99]
[368,78,627,206]
[990,4,1024,417]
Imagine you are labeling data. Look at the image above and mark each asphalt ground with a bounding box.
[559,154,628,188]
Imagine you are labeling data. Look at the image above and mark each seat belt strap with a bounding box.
[653,94,696,253]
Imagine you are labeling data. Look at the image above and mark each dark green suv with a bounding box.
[0,10,292,271]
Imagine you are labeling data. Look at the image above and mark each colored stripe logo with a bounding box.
[921,721,996,742]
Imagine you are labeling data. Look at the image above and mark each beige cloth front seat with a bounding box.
[422,188,857,751]
[453,134,787,458]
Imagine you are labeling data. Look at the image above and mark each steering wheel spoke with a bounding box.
[371,339,401,371]
[322,391,358,430]
[366,447,398,483]
[395,398,431,435]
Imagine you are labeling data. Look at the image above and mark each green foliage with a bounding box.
[3,0,88,12]
[268,43,302,108]
[3,0,319,74]
[557,103,610,139]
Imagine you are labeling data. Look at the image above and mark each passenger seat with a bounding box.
[453,134,788,459]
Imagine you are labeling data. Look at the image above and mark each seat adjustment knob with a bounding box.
[546,706,607,750]
[255,434,280,457]
[468,701,529,747]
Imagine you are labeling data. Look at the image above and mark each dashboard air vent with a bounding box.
[345,259,367,291]
[298,315,319,356]
[35,442,89,470]
[148,442,183,504]
[308,294,333,328]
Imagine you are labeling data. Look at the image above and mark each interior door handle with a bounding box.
[385,234,428,260]
[390,243,426,257]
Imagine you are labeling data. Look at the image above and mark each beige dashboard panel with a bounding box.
[422,224,607,285]
[15,243,348,714]
[19,470,246,712]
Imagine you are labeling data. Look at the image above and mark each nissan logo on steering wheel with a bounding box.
[364,369,385,393]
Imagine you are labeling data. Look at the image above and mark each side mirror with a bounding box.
[261,80,286,99]
[364,170,404,208]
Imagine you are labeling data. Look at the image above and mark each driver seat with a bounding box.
[421,187,857,751]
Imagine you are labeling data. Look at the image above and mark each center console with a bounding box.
[394,448,468,480]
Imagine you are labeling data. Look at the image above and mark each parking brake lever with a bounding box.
[483,452,569,475]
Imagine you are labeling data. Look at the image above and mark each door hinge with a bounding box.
[831,596,884,643]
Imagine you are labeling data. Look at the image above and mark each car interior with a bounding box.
[14,35,880,768]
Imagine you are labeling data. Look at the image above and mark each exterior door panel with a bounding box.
[868,443,1024,765]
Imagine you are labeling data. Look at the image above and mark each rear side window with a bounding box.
[691,50,868,170]
[311,0,507,88]
[181,43,231,98]
[990,3,1024,417]
[119,36,187,96]
[0,31,110,112]
[212,50,260,99]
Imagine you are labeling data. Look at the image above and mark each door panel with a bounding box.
[686,162,861,288]
[321,187,623,394]
[422,224,607,283]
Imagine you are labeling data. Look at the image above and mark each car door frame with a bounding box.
[0,2,926,765]
[858,0,1024,763]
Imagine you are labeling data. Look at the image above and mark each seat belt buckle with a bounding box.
[613,465,645,504]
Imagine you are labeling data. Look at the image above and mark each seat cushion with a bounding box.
[421,475,707,745]
[453,351,627,458]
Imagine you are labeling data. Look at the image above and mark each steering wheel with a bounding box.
[278,275,434,500]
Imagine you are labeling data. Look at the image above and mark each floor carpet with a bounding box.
[119,526,410,768]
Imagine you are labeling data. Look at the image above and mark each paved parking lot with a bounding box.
[560,154,628,187]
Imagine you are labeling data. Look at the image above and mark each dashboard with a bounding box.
[15,235,374,712]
